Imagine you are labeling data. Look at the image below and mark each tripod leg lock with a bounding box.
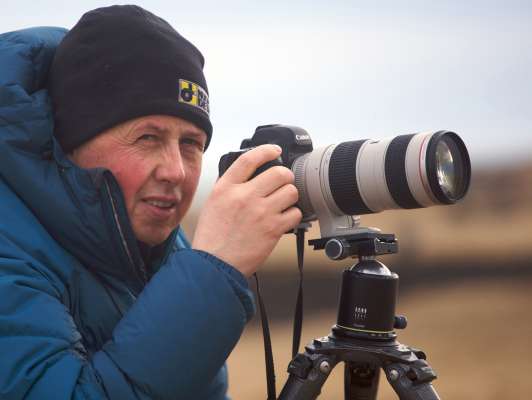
[279,353,338,400]
[384,360,441,400]
[287,353,314,379]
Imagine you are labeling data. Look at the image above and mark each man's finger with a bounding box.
[249,166,295,197]
[277,206,304,233]
[220,144,282,184]
[263,181,299,211]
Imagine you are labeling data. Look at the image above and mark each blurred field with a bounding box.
[185,163,532,270]
[227,277,532,399]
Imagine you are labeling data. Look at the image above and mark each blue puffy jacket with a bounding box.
[0,27,255,399]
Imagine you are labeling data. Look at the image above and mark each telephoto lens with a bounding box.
[292,131,471,221]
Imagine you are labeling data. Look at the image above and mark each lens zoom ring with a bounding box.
[385,134,422,209]
[292,154,315,220]
[329,141,373,215]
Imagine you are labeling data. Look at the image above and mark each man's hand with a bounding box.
[192,144,303,277]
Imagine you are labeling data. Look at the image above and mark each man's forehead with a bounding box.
[129,115,207,138]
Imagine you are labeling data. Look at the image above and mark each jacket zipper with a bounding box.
[103,178,148,284]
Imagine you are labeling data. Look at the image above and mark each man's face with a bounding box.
[70,115,206,245]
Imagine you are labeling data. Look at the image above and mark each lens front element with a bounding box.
[436,140,457,200]
[427,132,470,204]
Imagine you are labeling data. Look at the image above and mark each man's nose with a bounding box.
[154,146,186,184]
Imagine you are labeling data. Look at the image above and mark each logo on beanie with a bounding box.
[178,79,210,116]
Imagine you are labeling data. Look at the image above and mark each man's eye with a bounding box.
[139,134,158,142]
[182,138,204,151]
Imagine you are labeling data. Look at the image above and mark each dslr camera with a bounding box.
[219,124,471,239]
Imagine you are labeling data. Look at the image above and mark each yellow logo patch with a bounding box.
[178,79,210,116]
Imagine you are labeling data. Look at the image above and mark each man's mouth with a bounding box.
[142,196,179,216]
[144,199,176,209]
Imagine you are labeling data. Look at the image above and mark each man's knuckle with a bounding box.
[255,205,267,219]
[225,189,245,208]
[211,182,226,197]
[239,194,253,209]
[284,168,295,183]
[238,154,254,169]
[268,166,282,178]
[285,207,302,225]
[272,166,292,182]
[288,184,299,201]
[265,221,281,238]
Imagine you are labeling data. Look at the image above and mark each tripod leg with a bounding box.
[344,362,380,400]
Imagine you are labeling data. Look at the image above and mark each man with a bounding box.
[0,5,301,399]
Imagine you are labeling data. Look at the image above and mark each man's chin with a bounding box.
[133,225,175,247]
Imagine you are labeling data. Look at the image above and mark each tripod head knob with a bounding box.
[394,315,408,329]
[325,238,351,260]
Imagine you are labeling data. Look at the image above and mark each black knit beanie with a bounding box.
[48,5,212,153]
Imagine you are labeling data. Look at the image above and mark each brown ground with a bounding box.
[227,277,532,399]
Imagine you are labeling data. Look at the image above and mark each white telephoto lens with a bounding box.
[293,131,470,222]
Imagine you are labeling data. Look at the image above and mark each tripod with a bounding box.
[278,232,440,400]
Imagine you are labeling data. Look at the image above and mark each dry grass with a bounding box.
[227,277,532,399]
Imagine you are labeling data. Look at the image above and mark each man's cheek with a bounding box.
[113,169,145,205]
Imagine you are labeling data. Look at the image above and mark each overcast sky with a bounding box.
[2,0,531,190]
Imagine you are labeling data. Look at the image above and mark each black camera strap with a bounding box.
[255,227,307,400]
[292,228,305,358]
[254,273,276,400]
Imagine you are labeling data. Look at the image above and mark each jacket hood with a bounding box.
[0,27,183,292]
